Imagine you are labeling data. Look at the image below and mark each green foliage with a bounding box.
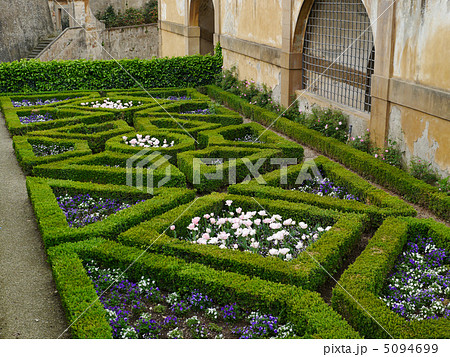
[331,217,450,338]
[26,177,195,248]
[371,139,404,169]
[48,238,360,338]
[347,131,371,153]
[409,156,441,185]
[297,107,349,142]
[204,85,449,221]
[0,53,222,93]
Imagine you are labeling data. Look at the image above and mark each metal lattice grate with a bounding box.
[302,0,375,112]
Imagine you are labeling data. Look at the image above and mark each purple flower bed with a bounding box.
[19,112,53,125]
[155,96,192,101]
[380,235,450,321]
[56,193,144,228]
[12,97,73,107]
[31,143,74,157]
[85,260,297,339]
[181,108,213,115]
[293,176,360,201]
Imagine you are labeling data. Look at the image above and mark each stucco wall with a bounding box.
[0,0,54,62]
[102,24,159,59]
[393,0,450,90]
[160,0,186,24]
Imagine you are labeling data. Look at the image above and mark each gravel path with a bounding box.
[0,112,69,338]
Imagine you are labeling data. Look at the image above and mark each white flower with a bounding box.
[250,242,260,249]
[258,210,267,216]
[317,227,324,232]
[254,219,261,225]
[325,226,332,231]
[279,248,290,255]
[170,225,175,231]
[203,214,210,219]
[269,248,279,256]
[210,218,216,224]
[206,228,211,234]
[197,238,208,245]
[286,253,293,260]
[202,233,210,240]
[269,222,282,230]
[233,244,239,249]
[295,241,304,249]
[225,200,233,206]
[299,222,308,229]
[236,207,242,214]
[219,244,227,249]
[283,218,293,226]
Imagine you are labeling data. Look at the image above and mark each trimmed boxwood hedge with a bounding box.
[1,107,115,136]
[177,146,285,193]
[13,135,91,175]
[228,155,416,229]
[0,52,222,93]
[133,116,221,139]
[26,177,195,248]
[197,122,304,160]
[32,150,186,188]
[27,120,134,153]
[47,238,360,339]
[331,216,450,338]
[118,193,366,291]
[203,85,449,221]
[105,130,196,165]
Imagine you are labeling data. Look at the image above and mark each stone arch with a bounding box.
[189,0,215,55]
[292,0,375,112]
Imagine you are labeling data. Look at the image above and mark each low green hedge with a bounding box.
[203,85,449,221]
[177,146,285,193]
[197,122,304,160]
[13,135,91,175]
[47,238,360,338]
[1,107,115,136]
[0,53,222,93]
[112,87,211,101]
[32,150,186,188]
[105,130,195,165]
[133,116,221,139]
[331,217,450,338]
[27,120,133,153]
[228,156,416,229]
[118,194,366,291]
[136,101,243,127]
[26,177,195,248]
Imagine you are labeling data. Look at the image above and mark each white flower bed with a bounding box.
[175,200,331,261]
[80,98,142,109]
[122,135,175,148]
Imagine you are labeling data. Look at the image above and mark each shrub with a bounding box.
[409,157,441,185]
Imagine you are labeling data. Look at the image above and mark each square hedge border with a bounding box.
[47,237,360,339]
[26,177,195,248]
[105,130,196,165]
[177,146,285,193]
[228,156,416,229]
[197,122,304,160]
[118,193,366,291]
[331,216,450,338]
[202,85,449,221]
[13,135,91,175]
[32,151,186,188]
[133,116,222,139]
[27,120,134,153]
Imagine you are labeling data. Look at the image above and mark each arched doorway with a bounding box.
[189,0,215,55]
[294,0,375,113]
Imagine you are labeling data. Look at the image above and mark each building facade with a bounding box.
[159,0,450,177]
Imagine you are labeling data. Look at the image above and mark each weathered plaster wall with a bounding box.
[102,24,158,59]
[0,0,54,62]
[393,0,450,90]
[221,0,282,48]
[160,0,185,24]
[38,24,158,60]
[389,104,449,177]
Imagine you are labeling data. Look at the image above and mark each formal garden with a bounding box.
[0,46,448,339]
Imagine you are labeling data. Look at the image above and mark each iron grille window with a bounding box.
[302,0,375,112]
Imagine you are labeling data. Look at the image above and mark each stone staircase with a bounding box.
[25,36,56,59]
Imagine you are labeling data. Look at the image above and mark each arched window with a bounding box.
[302,0,374,112]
